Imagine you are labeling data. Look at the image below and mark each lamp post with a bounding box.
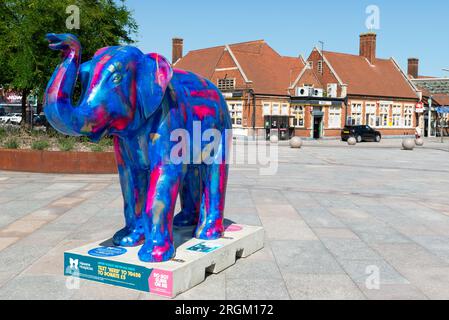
[428,96,433,138]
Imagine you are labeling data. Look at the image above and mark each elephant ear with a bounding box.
[137,53,173,119]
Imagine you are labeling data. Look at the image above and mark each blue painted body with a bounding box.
[44,34,232,263]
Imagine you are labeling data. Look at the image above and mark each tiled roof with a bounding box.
[322,51,418,99]
[174,45,224,79]
[434,94,449,106]
[175,40,305,95]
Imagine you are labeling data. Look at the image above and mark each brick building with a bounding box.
[292,33,421,139]
[174,33,421,140]
[174,39,305,139]
[408,59,449,136]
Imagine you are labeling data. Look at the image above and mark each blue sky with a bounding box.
[125,0,448,77]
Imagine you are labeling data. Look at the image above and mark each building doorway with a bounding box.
[313,116,323,139]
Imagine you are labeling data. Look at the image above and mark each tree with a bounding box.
[0,0,137,125]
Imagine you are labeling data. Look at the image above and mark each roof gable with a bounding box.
[323,51,418,99]
[175,40,305,95]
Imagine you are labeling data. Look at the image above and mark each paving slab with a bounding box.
[2,138,449,299]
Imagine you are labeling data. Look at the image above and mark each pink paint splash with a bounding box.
[192,105,216,120]
[94,47,109,57]
[173,68,189,75]
[111,117,130,131]
[190,90,220,102]
[91,106,110,133]
[145,165,163,215]
[150,242,172,263]
[113,137,124,166]
[90,54,113,88]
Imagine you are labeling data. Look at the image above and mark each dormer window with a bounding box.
[217,78,235,91]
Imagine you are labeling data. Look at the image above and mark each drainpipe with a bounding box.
[249,89,256,139]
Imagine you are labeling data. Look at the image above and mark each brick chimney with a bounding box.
[172,38,183,64]
[408,58,419,79]
[359,33,377,64]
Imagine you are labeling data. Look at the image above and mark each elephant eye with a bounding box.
[112,73,123,84]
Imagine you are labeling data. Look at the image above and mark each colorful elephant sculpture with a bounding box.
[44,33,232,263]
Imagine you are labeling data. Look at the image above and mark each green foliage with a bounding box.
[0,0,138,101]
[0,128,6,140]
[58,136,76,152]
[4,138,19,149]
[31,139,50,150]
[90,144,104,153]
[99,137,114,148]
[80,136,91,143]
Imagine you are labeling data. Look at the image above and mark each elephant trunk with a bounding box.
[44,43,86,136]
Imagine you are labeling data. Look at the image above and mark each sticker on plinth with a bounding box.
[149,269,173,297]
[225,224,243,232]
[187,242,223,253]
[88,247,127,257]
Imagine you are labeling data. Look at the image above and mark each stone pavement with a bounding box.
[1,138,449,300]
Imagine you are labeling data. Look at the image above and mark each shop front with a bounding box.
[290,97,346,140]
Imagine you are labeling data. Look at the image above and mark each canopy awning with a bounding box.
[436,107,449,114]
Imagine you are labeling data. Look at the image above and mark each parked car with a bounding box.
[341,125,382,143]
[0,107,5,117]
[0,113,13,124]
[9,113,22,125]
[33,113,48,127]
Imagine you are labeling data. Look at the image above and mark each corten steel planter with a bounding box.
[0,149,117,174]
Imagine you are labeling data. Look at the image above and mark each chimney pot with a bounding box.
[408,58,419,79]
[172,38,184,64]
[359,33,377,64]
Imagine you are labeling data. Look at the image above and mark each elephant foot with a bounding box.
[138,241,175,263]
[174,210,198,228]
[112,224,145,247]
[195,220,224,240]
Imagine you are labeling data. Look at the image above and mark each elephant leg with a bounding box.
[174,165,202,228]
[139,164,182,263]
[113,138,148,247]
[195,162,228,240]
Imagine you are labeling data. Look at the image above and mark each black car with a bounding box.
[341,125,382,143]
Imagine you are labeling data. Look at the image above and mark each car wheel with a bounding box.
[356,135,363,143]
[375,135,381,143]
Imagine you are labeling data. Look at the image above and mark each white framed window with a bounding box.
[365,104,377,127]
[217,78,235,91]
[392,105,402,127]
[228,102,243,127]
[271,103,280,116]
[281,103,290,116]
[379,104,390,127]
[350,103,363,125]
[328,106,341,128]
[307,61,313,69]
[263,102,271,116]
[404,105,414,127]
[291,106,305,128]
